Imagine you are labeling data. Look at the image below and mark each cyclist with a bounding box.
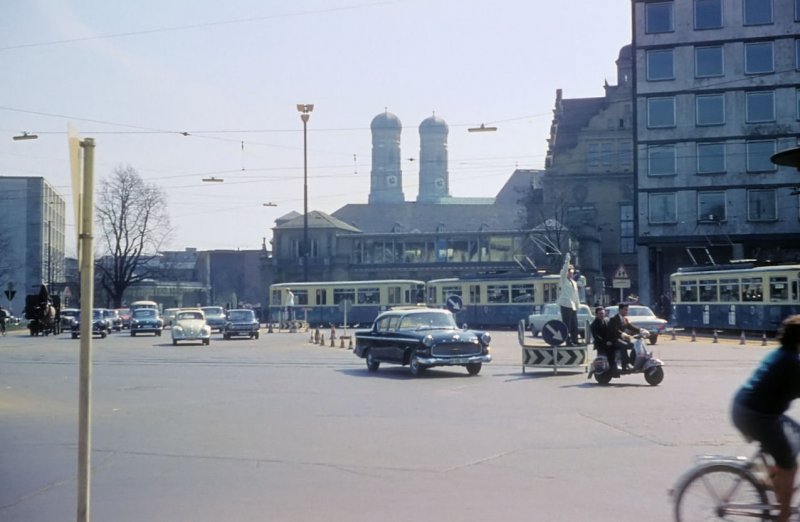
[0,307,7,335]
[731,314,800,522]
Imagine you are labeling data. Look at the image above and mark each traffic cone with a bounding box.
[268,322,273,334]
[349,337,354,350]
[762,332,768,346]
[740,331,746,345]
[319,333,325,346]
[314,327,320,343]
[671,328,676,341]
[712,330,718,343]
[330,335,335,347]
[340,336,346,349]
[691,329,697,342]
[309,331,314,343]
[330,326,336,342]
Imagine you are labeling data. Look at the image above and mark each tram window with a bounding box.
[469,285,481,304]
[271,290,282,306]
[443,286,462,298]
[511,284,535,303]
[333,288,356,304]
[387,286,401,305]
[793,280,799,302]
[427,287,438,304]
[680,280,698,302]
[769,277,789,302]
[357,288,380,304]
[671,280,677,303]
[487,284,510,304]
[294,290,309,305]
[543,283,558,303]
[742,278,763,302]
[719,279,740,302]
[316,289,327,306]
[699,280,717,301]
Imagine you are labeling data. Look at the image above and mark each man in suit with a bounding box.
[608,303,642,370]
[590,306,620,375]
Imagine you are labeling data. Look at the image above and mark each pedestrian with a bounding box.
[557,253,581,346]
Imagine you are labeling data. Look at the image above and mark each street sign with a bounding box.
[338,299,352,314]
[541,319,568,347]
[612,264,631,289]
[445,294,463,313]
[4,290,15,301]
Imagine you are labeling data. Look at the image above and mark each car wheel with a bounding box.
[254,332,259,340]
[409,356,424,376]
[71,333,78,339]
[172,339,177,346]
[131,332,136,337]
[366,349,379,372]
[203,338,210,346]
[530,324,538,337]
[156,330,162,337]
[224,333,230,340]
[466,362,482,376]
[648,333,658,345]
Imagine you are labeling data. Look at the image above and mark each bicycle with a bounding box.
[672,448,800,521]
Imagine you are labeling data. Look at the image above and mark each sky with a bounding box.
[0,0,632,256]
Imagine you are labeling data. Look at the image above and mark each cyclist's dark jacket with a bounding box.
[734,348,800,415]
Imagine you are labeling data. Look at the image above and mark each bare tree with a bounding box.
[95,165,171,307]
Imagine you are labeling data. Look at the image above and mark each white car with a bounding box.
[605,305,667,345]
[171,309,211,346]
[527,303,593,338]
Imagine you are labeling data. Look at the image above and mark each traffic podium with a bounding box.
[518,319,589,375]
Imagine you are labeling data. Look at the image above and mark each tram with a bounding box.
[670,263,800,333]
[426,272,560,328]
[268,280,425,327]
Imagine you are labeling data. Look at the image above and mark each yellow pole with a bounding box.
[77,137,95,522]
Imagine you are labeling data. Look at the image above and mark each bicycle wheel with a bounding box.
[674,464,770,521]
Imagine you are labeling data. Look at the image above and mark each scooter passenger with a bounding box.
[608,303,640,371]
[590,307,621,376]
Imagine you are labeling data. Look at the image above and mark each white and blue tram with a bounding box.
[670,264,800,333]
[426,273,560,328]
[268,280,426,327]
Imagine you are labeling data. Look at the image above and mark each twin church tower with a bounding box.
[368,110,450,204]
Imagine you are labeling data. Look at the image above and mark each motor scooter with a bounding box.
[587,331,664,386]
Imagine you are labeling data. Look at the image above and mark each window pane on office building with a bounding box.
[695,0,723,29]
[746,140,776,171]
[619,204,634,254]
[647,97,675,127]
[648,145,676,175]
[697,142,726,173]
[746,91,775,122]
[747,189,777,221]
[743,0,772,25]
[696,94,725,125]
[648,193,677,223]
[745,42,774,74]
[646,2,673,33]
[695,46,723,77]
[647,49,674,80]
[698,191,726,221]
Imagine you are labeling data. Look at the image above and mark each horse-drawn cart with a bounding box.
[24,286,60,336]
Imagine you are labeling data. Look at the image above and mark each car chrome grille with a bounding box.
[431,341,481,357]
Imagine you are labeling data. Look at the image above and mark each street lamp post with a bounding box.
[297,104,313,282]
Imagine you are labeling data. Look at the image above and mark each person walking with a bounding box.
[557,253,581,346]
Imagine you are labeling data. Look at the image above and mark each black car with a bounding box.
[223,309,260,340]
[101,309,123,332]
[354,308,491,376]
[71,309,109,339]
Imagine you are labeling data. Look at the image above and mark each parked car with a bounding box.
[60,308,80,330]
[71,309,109,339]
[102,308,122,331]
[116,308,131,329]
[605,304,667,345]
[201,306,227,332]
[223,309,260,340]
[354,307,492,376]
[171,308,211,346]
[527,303,593,338]
[163,308,180,327]
[130,308,163,337]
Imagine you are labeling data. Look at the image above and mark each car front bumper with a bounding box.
[415,354,492,367]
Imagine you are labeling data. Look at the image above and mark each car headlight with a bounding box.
[422,335,435,348]
[201,326,210,334]
[480,332,491,345]
[173,326,183,333]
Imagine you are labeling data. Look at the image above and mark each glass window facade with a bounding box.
[647,49,674,80]
[746,140,777,172]
[697,142,726,174]
[697,191,726,221]
[647,97,676,128]
[748,189,777,221]
[648,144,677,175]
[646,2,674,33]
[695,46,724,77]
[695,0,723,29]
[745,91,775,123]
[649,193,677,224]
[745,42,774,74]
[743,0,772,25]
[696,94,725,125]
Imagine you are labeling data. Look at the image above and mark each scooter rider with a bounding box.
[590,307,621,375]
[608,303,640,370]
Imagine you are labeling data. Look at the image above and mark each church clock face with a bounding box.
[386,175,398,187]
[434,177,445,190]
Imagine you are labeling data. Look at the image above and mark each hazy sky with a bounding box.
[1,1,631,255]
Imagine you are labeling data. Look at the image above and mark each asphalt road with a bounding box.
[0,327,789,522]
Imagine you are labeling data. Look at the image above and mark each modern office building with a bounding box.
[0,176,66,314]
[632,0,800,303]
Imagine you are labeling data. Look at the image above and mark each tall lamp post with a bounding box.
[297,104,313,282]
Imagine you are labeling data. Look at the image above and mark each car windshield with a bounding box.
[398,312,455,330]
[178,312,203,320]
[228,311,253,321]
[134,309,156,318]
